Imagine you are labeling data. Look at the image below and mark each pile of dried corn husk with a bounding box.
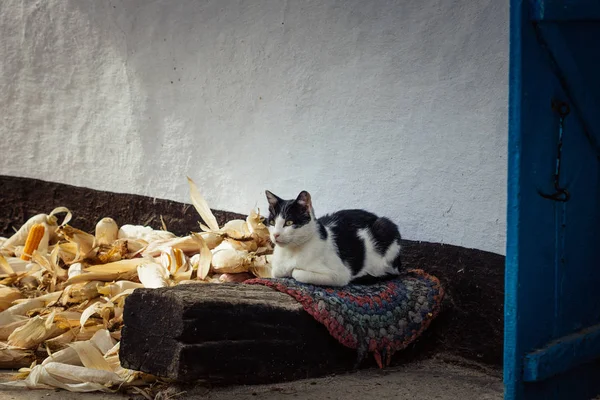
[0,177,273,392]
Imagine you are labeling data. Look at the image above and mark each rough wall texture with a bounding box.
[0,0,508,254]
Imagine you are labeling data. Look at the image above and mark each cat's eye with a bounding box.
[285,220,294,226]
[269,220,275,226]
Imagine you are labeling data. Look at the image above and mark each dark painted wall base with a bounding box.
[0,175,505,366]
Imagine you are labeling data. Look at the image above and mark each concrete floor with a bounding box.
[0,359,503,400]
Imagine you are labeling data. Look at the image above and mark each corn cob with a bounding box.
[20,224,45,261]
[94,218,118,246]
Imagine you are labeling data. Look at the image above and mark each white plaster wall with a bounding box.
[0,0,508,254]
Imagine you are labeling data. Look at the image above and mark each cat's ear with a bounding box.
[265,190,281,208]
[296,191,312,210]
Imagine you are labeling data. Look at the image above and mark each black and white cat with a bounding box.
[265,190,403,286]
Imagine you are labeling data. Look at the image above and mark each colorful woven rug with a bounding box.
[245,269,444,368]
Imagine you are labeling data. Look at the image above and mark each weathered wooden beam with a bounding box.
[523,322,600,382]
[120,283,356,384]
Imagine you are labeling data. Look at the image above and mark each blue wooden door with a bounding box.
[505,1,600,399]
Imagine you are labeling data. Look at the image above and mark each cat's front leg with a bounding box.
[291,268,350,287]
[271,263,292,278]
[270,253,294,278]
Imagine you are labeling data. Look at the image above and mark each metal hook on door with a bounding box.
[538,99,571,202]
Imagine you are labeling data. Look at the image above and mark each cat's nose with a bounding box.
[273,233,280,239]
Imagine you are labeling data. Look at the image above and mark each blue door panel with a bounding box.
[505,0,600,399]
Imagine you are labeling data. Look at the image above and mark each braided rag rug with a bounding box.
[245,269,444,368]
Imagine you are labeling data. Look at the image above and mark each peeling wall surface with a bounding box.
[0,0,508,254]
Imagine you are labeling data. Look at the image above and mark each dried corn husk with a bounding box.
[0,178,277,392]
[118,224,175,243]
[187,176,220,231]
[17,274,39,291]
[0,342,35,368]
[137,263,169,288]
[0,254,15,276]
[191,233,212,280]
[69,340,114,372]
[219,272,254,283]
[206,274,222,283]
[160,247,187,275]
[58,242,79,264]
[97,281,143,298]
[0,291,62,326]
[90,329,117,354]
[84,241,128,265]
[39,329,115,369]
[199,231,224,249]
[8,311,67,349]
[249,254,273,278]
[0,285,23,311]
[212,240,235,252]
[141,232,222,257]
[55,310,84,326]
[6,256,30,274]
[61,281,102,305]
[113,238,146,256]
[67,258,146,284]
[3,362,123,392]
[42,346,82,367]
[42,327,115,366]
[172,265,193,283]
[103,342,122,373]
[224,238,259,252]
[29,248,65,292]
[247,209,270,239]
[12,245,25,258]
[211,248,254,273]
[94,218,118,247]
[0,319,29,340]
[80,299,114,329]
[249,266,272,278]
[220,219,251,239]
[56,225,95,257]
[0,207,70,252]
[68,262,84,279]
[45,325,103,351]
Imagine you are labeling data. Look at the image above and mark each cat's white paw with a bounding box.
[271,264,291,278]
[292,268,349,287]
[291,269,305,282]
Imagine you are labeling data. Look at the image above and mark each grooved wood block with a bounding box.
[120,283,356,384]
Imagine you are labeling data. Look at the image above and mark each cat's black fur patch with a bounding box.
[317,222,328,240]
[319,210,377,276]
[370,217,402,255]
[266,192,403,280]
[350,272,399,285]
[318,210,403,277]
[371,217,403,271]
[267,199,311,227]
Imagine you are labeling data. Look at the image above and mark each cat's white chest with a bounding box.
[270,241,321,278]
[270,247,299,277]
